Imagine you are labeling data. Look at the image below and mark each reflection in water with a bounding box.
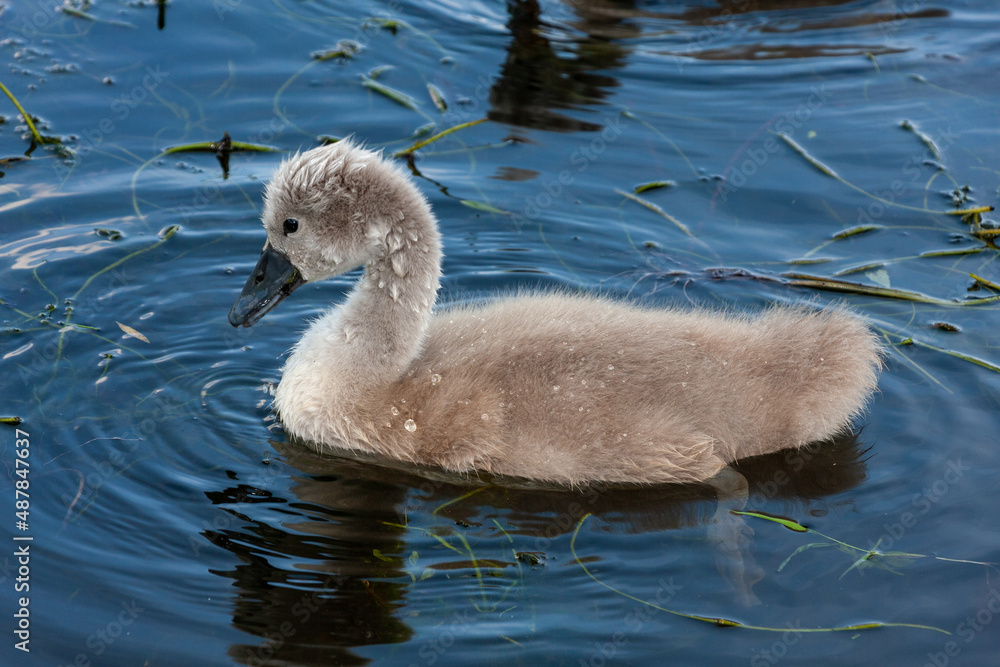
[205,470,412,666]
[658,1,947,61]
[206,434,866,664]
[487,0,949,132]
[672,42,907,60]
[488,0,637,132]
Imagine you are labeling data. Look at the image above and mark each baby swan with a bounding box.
[229,140,882,486]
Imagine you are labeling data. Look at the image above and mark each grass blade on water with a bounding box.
[460,200,509,215]
[571,514,948,635]
[832,225,880,240]
[736,510,996,573]
[163,136,279,155]
[0,80,59,149]
[393,118,487,157]
[615,188,693,237]
[900,119,941,160]
[361,74,421,111]
[777,132,969,216]
[634,180,676,194]
[427,83,447,112]
[783,273,1000,306]
[312,40,361,61]
[970,273,1000,292]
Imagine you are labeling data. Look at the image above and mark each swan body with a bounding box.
[229,140,882,486]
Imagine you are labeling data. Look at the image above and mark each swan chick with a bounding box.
[229,140,882,486]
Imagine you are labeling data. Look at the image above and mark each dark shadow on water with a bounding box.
[488,0,637,132]
[204,432,867,665]
[486,0,949,132]
[203,467,412,666]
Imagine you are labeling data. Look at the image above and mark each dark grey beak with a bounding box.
[228,243,306,327]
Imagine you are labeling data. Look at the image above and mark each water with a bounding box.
[2,1,999,665]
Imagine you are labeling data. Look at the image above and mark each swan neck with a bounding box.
[339,208,442,381]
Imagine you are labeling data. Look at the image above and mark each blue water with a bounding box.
[2,1,999,665]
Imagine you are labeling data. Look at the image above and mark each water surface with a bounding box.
[1,1,999,665]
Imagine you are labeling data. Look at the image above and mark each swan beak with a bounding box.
[228,243,306,327]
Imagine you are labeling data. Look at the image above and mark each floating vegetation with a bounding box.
[60,5,94,20]
[427,83,447,112]
[970,273,1000,292]
[161,132,280,155]
[0,226,184,396]
[75,225,179,298]
[116,322,150,344]
[571,514,947,635]
[733,511,993,577]
[0,80,62,152]
[410,122,436,138]
[903,338,1000,374]
[833,262,885,277]
[363,16,449,56]
[0,156,28,177]
[777,132,982,217]
[460,200,509,215]
[432,486,486,515]
[361,72,421,111]
[163,132,278,179]
[865,267,891,288]
[366,65,393,80]
[393,117,487,157]
[732,511,806,532]
[312,40,362,61]
[615,188,693,237]
[947,184,972,207]
[947,205,993,217]
[634,180,677,194]
[832,225,880,240]
[919,247,985,258]
[954,206,1000,248]
[900,119,941,160]
[783,273,1000,306]
[364,17,403,34]
[378,516,522,612]
[94,228,123,241]
[866,52,880,73]
[515,552,544,565]
[622,109,699,177]
[59,5,137,28]
[778,132,839,178]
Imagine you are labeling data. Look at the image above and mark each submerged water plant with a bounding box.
[732,510,993,578]
[571,514,948,635]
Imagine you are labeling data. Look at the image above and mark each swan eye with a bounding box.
[283,218,299,235]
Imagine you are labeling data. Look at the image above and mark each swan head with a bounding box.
[228,139,422,327]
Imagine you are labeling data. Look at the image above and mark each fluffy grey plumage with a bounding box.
[234,140,883,486]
